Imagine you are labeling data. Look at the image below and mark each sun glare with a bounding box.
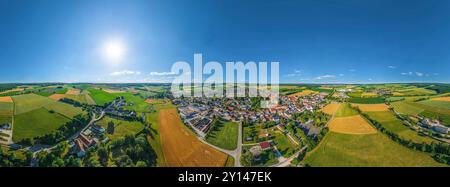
[102,39,126,63]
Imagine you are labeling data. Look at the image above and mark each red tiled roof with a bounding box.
[259,141,270,149]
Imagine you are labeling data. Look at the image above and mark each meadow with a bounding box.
[205,119,238,150]
[365,111,437,144]
[418,100,450,110]
[12,94,55,114]
[390,101,424,115]
[334,103,359,117]
[271,130,297,157]
[303,132,445,167]
[86,88,117,106]
[96,116,145,141]
[13,108,70,141]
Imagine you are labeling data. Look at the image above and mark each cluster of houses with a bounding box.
[419,117,450,134]
[70,124,108,157]
[175,93,327,139]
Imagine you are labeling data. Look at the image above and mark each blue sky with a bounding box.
[0,0,449,83]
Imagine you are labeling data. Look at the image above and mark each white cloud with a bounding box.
[284,69,302,77]
[339,74,344,76]
[388,66,396,69]
[314,75,336,80]
[401,71,425,77]
[110,70,141,76]
[348,69,356,72]
[415,72,423,77]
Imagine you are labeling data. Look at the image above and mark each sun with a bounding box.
[102,39,126,63]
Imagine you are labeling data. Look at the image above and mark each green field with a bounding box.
[391,101,424,115]
[303,132,444,167]
[86,89,116,106]
[0,102,13,112]
[396,87,436,96]
[272,131,297,157]
[206,120,239,150]
[365,111,437,144]
[112,92,151,113]
[144,99,175,167]
[0,115,12,124]
[43,101,85,118]
[348,97,385,104]
[418,100,450,110]
[12,94,55,114]
[13,108,71,141]
[335,103,359,117]
[96,116,145,141]
[386,97,404,102]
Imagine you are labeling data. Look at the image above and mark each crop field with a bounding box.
[390,101,424,115]
[303,132,445,167]
[386,97,404,102]
[205,120,238,150]
[335,103,359,117]
[320,103,341,115]
[87,89,117,106]
[352,104,389,112]
[328,115,377,135]
[418,100,450,110]
[431,97,450,102]
[0,115,12,124]
[13,108,70,141]
[159,108,228,166]
[405,101,450,124]
[65,89,81,95]
[288,90,318,97]
[396,87,436,96]
[12,94,57,114]
[0,96,13,103]
[43,101,85,118]
[361,92,378,97]
[96,116,145,141]
[365,111,437,144]
[348,96,385,104]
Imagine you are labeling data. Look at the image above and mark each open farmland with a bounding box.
[391,101,424,115]
[288,90,318,97]
[0,96,13,103]
[335,103,359,117]
[159,108,228,167]
[13,108,70,141]
[431,97,450,102]
[96,116,145,141]
[418,100,450,110]
[320,103,341,115]
[12,94,56,114]
[328,115,377,135]
[352,104,389,112]
[303,132,445,167]
[205,120,238,150]
[43,101,85,118]
[111,92,150,112]
[87,89,116,106]
[365,111,437,144]
[348,96,385,104]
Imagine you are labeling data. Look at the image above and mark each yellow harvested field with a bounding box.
[431,97,450,102]
[393,92,404,96]
[103,89,125,93]
[321,103,341,115]
[288,90,318,97]
[329,115,377,135]
[352,104,390,112]
[159,108,228,167]
[361,92,378,97]
[66,89,81,95]
[0,96,13,103]
[48,94,66,101]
